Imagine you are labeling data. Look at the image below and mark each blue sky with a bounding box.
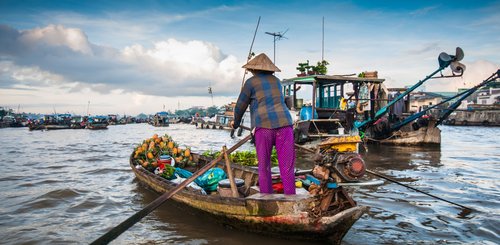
[0,0,499,115]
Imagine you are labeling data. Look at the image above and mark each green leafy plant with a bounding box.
[315,60,329,75]
[296,60,309,76]
[201,149,278,166]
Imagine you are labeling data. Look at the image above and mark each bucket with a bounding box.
[158,155,173,166]
[300,106,318,120]
[218,178,246,197]
[338,127,345,135]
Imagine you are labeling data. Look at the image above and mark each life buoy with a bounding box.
[219,126,223,129]
[449,119,456,125]
[482,120,489,126]
[212,124,216,129]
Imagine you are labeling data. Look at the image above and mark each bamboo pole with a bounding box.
[223,146,239,198]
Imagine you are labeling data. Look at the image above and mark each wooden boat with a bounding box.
[194,103,248,137]
[45,124,71,130]
[28,123,45,131]
[86,116,109,130]
[152,111,169,127]
[130,152,368,243]
[367,119,441,145]
[70,116,87,129]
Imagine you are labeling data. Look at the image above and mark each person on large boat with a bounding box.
[231,53,296,195]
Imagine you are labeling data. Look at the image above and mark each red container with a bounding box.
[272,182,284,194]
[158,155,172,168]
[158,158,172,166]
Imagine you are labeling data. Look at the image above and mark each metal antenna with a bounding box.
[322,17,324,61]
[265,29,288,64]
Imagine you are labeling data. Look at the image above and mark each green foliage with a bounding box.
[296,60,309,73]
[160,164,176,180]
[201,149,278,166]
[316,60,329,75]
[296,59,330,75]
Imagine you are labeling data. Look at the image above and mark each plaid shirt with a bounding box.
[233,73,293,129]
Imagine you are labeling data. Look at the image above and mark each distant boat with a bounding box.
[70,116,87,129]
[152,111,169,127]
[44,114,72,130]
[86,116,109,130]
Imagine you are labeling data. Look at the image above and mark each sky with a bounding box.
[0,0,499,115]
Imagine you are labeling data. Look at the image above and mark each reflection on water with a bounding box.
[0,124,498,244]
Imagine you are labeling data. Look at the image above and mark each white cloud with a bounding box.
[19,24,93,55]
[0,24,244,98]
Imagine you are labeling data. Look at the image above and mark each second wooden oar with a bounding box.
[91,134,252,245]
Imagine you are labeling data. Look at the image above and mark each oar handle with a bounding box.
[91,134,252,244]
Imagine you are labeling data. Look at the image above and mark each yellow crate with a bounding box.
[319,135,361,153]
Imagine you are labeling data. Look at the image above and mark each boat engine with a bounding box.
[306,135,367,216]
[317,152,366,183]
[314,135,366,182]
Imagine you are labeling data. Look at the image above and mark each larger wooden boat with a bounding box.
[130,152,369,243]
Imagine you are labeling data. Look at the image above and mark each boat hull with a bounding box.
[130,155,367,242]
[86,123,108,130]
[375,126,441,145]
[45,125,71,130]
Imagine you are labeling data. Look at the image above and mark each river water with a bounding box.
[0,124,498,244]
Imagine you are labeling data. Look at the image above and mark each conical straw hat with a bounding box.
[242,53,281,72]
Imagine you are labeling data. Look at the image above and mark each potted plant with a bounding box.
[306,64,316,75]
[315,60,329,75]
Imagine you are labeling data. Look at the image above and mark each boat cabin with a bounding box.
[282,74,384,144]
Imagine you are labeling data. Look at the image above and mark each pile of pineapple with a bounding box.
[133,133,195,171]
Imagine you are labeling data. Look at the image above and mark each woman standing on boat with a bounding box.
[231,53,296,195]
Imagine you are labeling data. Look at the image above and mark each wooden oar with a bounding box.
[365,169,473,211]
[292,138,474,211]
[91,134,252,245]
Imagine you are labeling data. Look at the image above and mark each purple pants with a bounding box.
[254,126,296,195]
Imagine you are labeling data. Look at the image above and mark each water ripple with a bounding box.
[0,124,498,244]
